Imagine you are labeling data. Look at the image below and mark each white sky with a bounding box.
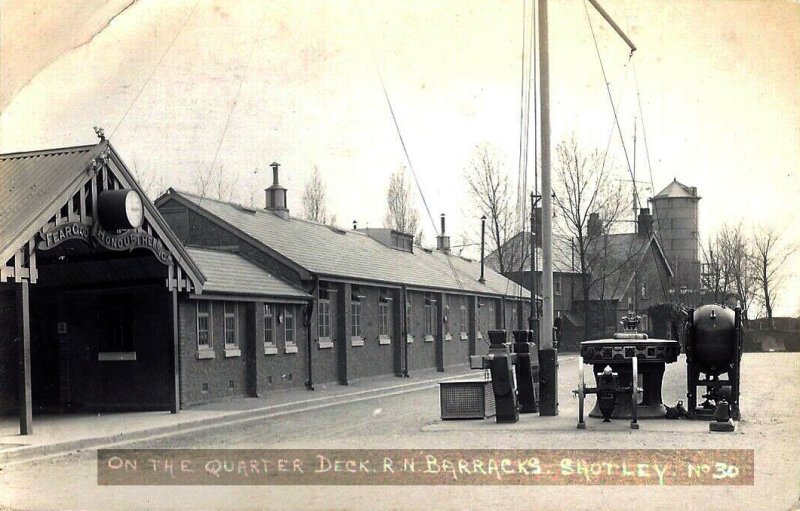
[1,0,798,315]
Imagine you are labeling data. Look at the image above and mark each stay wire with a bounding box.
[583,0,639,210]
[111,1,200,138]
[355,0,465,292]
[182,4,270,243]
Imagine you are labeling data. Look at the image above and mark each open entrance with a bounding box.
[0,140,204,434]
[28,241,173,412]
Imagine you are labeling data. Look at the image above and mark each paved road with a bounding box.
[2,353,799,510]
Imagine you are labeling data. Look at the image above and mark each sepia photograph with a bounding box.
[1,0,798,509]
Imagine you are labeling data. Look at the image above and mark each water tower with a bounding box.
[649,179,701,289]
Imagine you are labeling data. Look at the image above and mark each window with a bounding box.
[318,288,331,339]
[442,295,450,335]
[224,302,237,346]
[460,305,468,334]
[350,301,361,338]
[99,297,135,358]
[424,295,436,341]
[197,301,212,348]
[554,274,562,296]
[264,304,277,355]
[380,302,390,337]
[285,305,296,346]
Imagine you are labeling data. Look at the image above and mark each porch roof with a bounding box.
[186,247,309,300]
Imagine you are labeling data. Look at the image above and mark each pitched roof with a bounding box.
[586,232,673,300]
[186,247,309,299]
[160,190,529,299]
[0,144,101,263]
[653,179,699,199]
[486,231,579,274]
[0,142,205,290]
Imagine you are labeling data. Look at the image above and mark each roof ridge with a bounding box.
[0,143,98,159]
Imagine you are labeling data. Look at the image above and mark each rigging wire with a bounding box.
[582,0,639,210]
[181,4,270,241]
[354,0,466,292]
[111,1,200,138]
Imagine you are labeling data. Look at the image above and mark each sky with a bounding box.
[1,0,798,315]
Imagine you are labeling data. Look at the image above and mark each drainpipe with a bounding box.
[304,276,318,391]
[479,215,486,284]
[402,284,409,377]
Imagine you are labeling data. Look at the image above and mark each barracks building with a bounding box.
[0,139,530,433]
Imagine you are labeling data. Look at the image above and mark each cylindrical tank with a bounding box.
[691,304,737,375]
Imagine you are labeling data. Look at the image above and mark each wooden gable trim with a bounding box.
[0,144,101,268]
[105,147,205,292]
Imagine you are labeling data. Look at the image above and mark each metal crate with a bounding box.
[439,380,495,419]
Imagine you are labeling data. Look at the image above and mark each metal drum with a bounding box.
[691,305,737,376]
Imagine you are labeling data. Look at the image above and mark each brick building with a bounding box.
[0,140,529,432]
[155,162,531,405]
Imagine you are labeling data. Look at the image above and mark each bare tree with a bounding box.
[465,145,521,274]
[302,166,335,224]
[751,225,791,324]
[191,164,237,202]
[384,167,423,243]
[714,222,757,321]
[129,159,166,201]
[552,137,628,339]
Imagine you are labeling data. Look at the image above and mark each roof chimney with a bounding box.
[436,213,450,253]
[637,207,653,235]
[588,212,602,237]
[265,162,289,219]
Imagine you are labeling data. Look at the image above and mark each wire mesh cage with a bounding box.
[439,379,495,420]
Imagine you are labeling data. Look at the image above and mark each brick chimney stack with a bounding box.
[436,213,451,253]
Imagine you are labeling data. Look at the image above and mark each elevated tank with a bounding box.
[691,304,738,376]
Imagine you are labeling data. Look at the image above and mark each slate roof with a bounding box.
[586,232,673,301]
[160,190,529,299]
[0,144,101,264]
[653,179,699,199]
[486,231,579,274]
[186,247,309,299]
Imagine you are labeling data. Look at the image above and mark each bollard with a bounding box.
[512,330,538,413]
[487,330,519,423]
[538,347,559,416]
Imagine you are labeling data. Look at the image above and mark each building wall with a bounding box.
[343,285,395,379]
[441,294,470,368]
[178,298,250,406]
[254,301,310,394]
[0,287,19,413]
[406,290,437,371]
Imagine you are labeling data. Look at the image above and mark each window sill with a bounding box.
[284,345,298,354]
[351,337,364,347]
[197,349,215,360]
[224,347,241,358]
[98,352,136,362]
[444,333,452,341]
[264,345,278,355]
[378,335,391,345]
[424,335,434,343]
[318,339,334,349]
[406,335,414,344]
